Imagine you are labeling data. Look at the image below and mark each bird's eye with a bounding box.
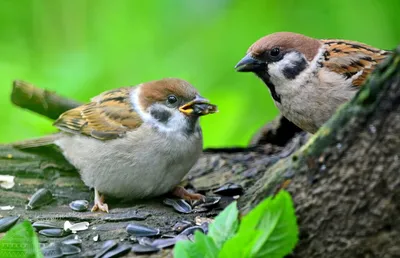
[270,48,280,57]
[167,95,178,104]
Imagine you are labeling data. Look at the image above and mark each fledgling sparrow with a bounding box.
[14,78,217,212]
[235,32,390,133]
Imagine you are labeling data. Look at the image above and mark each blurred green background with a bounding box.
[0,0,398,147]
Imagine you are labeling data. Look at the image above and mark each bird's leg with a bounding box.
[171,186,205,201]
[91,188,109,213]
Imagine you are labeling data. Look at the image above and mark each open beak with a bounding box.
[235,53,264,72]
[179,95,218,116]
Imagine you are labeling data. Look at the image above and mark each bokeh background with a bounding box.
[0,0,399,147]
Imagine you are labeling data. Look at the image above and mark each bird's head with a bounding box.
[235,32,321,101]
[135,78,218,134]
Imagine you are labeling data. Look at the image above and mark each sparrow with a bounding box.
[13,78,218,212]
[235,32,390,133]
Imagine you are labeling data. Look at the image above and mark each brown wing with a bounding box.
[321,40,390,87]
[53,87,143,140]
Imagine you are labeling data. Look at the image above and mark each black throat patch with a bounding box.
[255,72,281,103]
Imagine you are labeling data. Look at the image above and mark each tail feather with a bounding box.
[11,134,62,149]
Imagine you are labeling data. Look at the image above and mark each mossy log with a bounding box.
[1,46,399,257]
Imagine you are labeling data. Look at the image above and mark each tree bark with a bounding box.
[1,46,399,257]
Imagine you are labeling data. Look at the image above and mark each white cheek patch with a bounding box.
[130,88,190,134]
[268,52,304,84]
[130,86,152,122]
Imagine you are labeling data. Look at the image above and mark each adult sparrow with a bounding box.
[235,32,390,133]
[14,78,217,212]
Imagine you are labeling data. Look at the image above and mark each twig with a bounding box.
[11,80,82,120]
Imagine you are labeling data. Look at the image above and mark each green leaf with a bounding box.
[218,229,263,258]
[174,240,203,258]
[239,190,298,258]
[174,231,219,258]
[0,220,43,258]
[208,201,239,248]
[194,231,219,258]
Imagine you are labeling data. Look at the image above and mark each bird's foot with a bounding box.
[91,188,109,213]
[172,186,205,201]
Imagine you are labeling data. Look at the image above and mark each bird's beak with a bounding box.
[179,95,218,116]
[235,53,264,72]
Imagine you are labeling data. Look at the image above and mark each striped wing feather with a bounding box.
[54,87,143,140]
[322,40,390,87]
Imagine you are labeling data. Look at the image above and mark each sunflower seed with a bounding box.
[64,221,89,233]
[193,196,221,208]
[131,244,160,254]
[151,237,179,249]
[39,228,69,237]
[41,244,63,258]
[0,175,15,189]
[95,240,118,258]
[61,238,82,246]
[213,183,243,196]
[26,188,53,210]
[103,244,131,258]
[200,222,210,234]
[179,226,204,236]
[172,220,192,233]
[32,221,61,231]
[59,243,81,255]
[163,198,192,213]
[126,223,160,237]
[0,205,14,211]
[137,237,153,246]
[0,216,19,233]
[69,200,89,212]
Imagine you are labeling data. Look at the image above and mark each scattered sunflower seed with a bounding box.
[126,223,160,237]
[193,196,221,208]
[61,238,82,246]
[172,221,192,233]
[39,228,69,238]
[59,243,81,255]
[26,188,53,210]
[188,234,195,241]
[41,244,63,258]
[0,205,14,211]
[151,237,179,249]
[64,221,89,233]
[192,207,208,213]
[163,198,192,213]
[131,244,160,254]
[0,216,19,233]
[32,221,61,231]
[0,175,15,189]
[95,240,118,258]
[137,237,153,246]
[200,222,210,234]
[161,233,177,238]
[213,183,244,196]
[69,200,89,212]
[103,244,131,258]
[179,226,204,236]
